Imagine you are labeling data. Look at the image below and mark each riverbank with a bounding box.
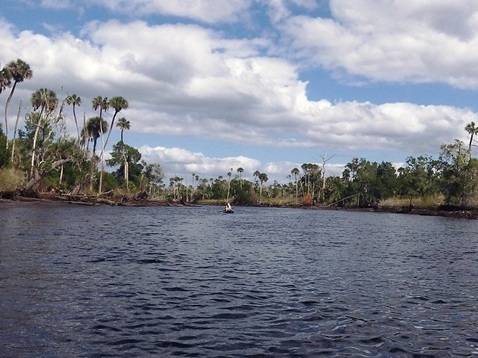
[2,193,478,219]
[0,193,173,207]
[320,205,478,220]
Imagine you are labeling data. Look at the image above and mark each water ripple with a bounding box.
[1,205,478,357]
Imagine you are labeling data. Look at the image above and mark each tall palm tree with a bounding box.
[86,116,108,154]
[92,95,109,119]
[227,167,233,201]
[91,96,109,149]
[237,167,244,188]
[103,96,128,151]
[116,117,131,190]
[116,117,130,143]
[253,170,260,184]
[3,59,32,147]
[191,173,196,200]
[10,100,22,163]
[98,96,128,193]
[92,96,109,193]
[258,172,268,203]
[0,67,11,95]
[291,167,300,204]
[465,121,478,153]
[66,94,81,142]
[31,88,57,113]
[0,67,11,136]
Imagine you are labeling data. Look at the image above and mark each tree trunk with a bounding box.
[24,159,72,193]
[59,164,64,185]
[82,113,89,152]
[73,105,80,143]
[4,82,18,149]
[125,159,129,191]
[98,123,106,194]
[99,158,104,194]
[10,100,22,163]
[30,108,45,178]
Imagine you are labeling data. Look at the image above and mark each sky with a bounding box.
[1,0,478,184]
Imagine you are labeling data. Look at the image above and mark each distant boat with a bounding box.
[223,203,234,213]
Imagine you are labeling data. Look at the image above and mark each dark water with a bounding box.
[1,204,478,357]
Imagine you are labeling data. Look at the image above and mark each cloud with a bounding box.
[92,0,253,24]
[302,101,475,154]
[1,4,478,184]
[138,146,350,184]
[279,0,478,88]
[0,17,475,158]
[139,145,261,181]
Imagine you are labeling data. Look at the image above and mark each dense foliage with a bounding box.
[1,59,478,208]
[0,59,165,199]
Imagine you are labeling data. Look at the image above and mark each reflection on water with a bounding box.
[1,204,478,357]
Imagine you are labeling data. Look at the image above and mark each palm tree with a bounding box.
[103,96,128,150]
[91,96,109,148]
[465,121,478,153]
[253,170,260,184]
[86,116,108,154]
[227,167,233,201]
[0,67,11,95]
[170,176,183,201]
[66,94,81,142]
[116,117,130,143]
[92,96,109,193]
[85,116,107,193]
[10,100,22,163]
[258,172,268,203]
[3,59,32,147]
[98,96,128,193]
[237,167,244,188]
[291,167,300,204]
[116,117,131,190]
[92,96,109,119]
[31,88,57,113]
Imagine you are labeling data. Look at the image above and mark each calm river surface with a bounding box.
[1,203,478,357]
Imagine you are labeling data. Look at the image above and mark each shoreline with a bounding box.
[1,194,478,219]
[318,205,478,220]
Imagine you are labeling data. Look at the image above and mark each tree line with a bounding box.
[1,58,478,208]
[0,58,164,199]
[164,136,476,209]
[158,124,478,209]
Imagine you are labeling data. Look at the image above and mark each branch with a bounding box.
[24,158,72,193]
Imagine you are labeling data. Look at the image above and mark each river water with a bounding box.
[1,203,478,357]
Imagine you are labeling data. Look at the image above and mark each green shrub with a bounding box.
[0,168,25,193]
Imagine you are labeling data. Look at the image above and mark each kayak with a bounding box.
[223,209,234,214]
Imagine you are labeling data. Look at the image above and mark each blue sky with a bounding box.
[1,0,478,184]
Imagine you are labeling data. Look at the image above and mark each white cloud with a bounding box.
[0,17,475,157]
[139,145,261,180]
[1,3,478,183]
[279,0,478,88]
[302,101,475,153]
[138,146,348,184]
